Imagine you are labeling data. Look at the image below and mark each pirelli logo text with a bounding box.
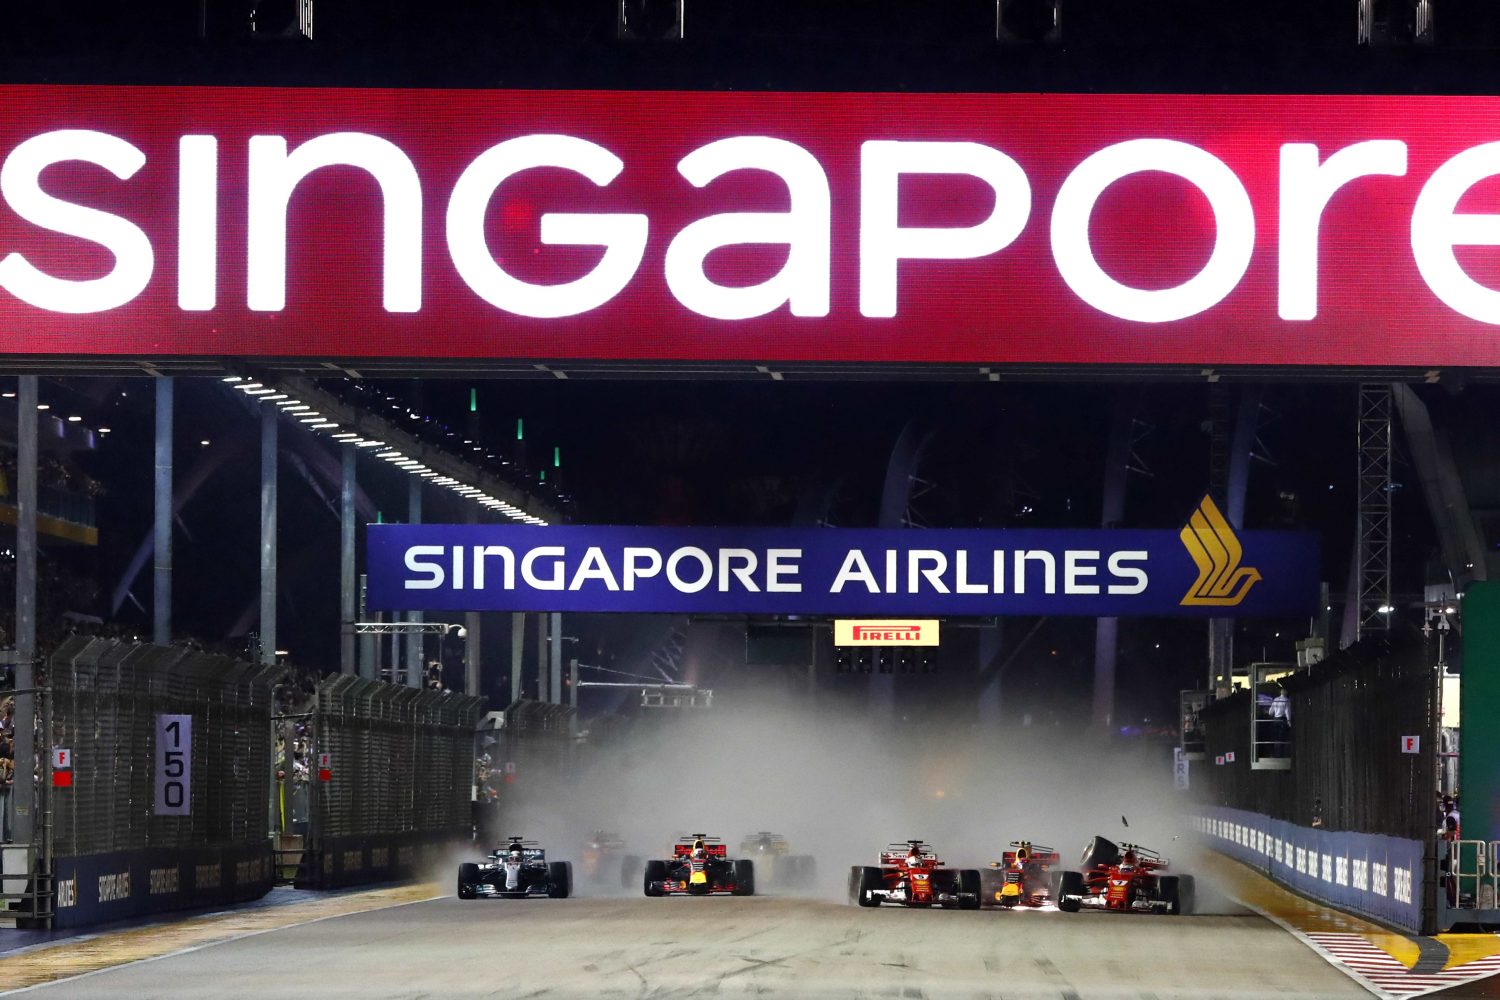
[834,620,940,647]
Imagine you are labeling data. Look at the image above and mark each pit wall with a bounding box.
[1197,805,1423,933]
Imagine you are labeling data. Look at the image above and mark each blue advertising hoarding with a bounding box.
[1198,807,1423,933]
[367,496,1317,617]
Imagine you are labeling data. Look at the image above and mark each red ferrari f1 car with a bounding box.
[643,835,755,897]
[847,840,981,909]
[1056,836,1194,915]
[980,841,1061,908]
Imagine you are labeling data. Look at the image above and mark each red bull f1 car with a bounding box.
[457,838,573,900]
[847,840,981,909]
[643,835,755,897]
[1056,836,1194,915]
[980,841,1061,908]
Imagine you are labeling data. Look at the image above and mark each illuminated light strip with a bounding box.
[309,422,339,430]
[221,376,243,383]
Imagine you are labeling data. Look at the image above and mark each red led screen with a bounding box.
[3,85,1500,365]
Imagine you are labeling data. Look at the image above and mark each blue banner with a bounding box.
[366,497,1317,617]
[1198,806,1423,933]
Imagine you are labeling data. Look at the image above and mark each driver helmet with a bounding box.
[1121,849,1138,869]
[691,838,707,859]
[1015,845,1030,863]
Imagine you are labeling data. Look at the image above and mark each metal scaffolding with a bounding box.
[1357,384,1394,638]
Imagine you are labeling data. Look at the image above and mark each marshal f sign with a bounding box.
[6,87,1500,365]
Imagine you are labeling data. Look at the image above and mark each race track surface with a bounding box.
[13,894,1370,999]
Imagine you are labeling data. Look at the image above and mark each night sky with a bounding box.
[44,372,1455,730]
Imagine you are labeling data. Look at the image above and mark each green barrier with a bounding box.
[1461,582,1500,845]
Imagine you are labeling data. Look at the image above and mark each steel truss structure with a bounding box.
[1357,384,1394,638]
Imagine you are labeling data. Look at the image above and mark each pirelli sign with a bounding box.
[834,620,940,647]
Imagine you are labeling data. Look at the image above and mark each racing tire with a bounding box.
[1177,875,1196,915]
[621,855,642,890]
[957,869,982,910]
[732,859,756,896]
[854,866,883,907]
[1079,836,1121,871]
[644,860,668,898]
[457,863,479,900]
[979,869,1003,907]
[547,861,573,899]
[1156,875,1180,915]
[1057,870,1085,913]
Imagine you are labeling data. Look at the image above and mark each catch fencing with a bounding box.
[45,637,278,928]
[1195,633,1437,841]
[302,675,484,888]
[1194,632,1439,930]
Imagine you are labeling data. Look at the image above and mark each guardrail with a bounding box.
[1198,806,1424,933]
[1435,838,1500,927]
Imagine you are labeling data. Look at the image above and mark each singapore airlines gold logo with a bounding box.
[1179,495,1262,607]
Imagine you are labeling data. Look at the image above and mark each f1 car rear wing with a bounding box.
[494,839,546,861]
[1120,842,1169,870]
[881,841,940,865]
[673,844,727,858]
[1000,842,1061,866]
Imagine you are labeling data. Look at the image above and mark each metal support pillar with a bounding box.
[405,478,423,687]
[340,444,356,674]
[549,612,563,706]
[569,657,579,709]
[1357,384,1394,638]
[875,419,934,719]
[260,403,278,665]
[357,575,375,680]
[1207,384,1263,694]
[389,612,402,682]
[1093,389,1135,729]
[464,506,481,697]
[153,377,173,646]
[536,613,549,702]
[510,612,525,704]
[464,614,481,697]
[13,377,37,844]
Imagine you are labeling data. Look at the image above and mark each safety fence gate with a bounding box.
[40,637,278,928]
[297,675,484,888]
